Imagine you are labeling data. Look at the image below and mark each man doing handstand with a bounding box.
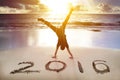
[38,7,74,59]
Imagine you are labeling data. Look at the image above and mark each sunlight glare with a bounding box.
[76,30,93,47]
[66,29,93,47]
[34,29,93,47]
[78,0,95,13]
[37,29,57,47]
[82,0,93,10]
[40,0,78,14]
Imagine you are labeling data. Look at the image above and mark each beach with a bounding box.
[0,29,120,80]
[0,0,120,79]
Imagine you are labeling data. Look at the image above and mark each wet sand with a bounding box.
[0,29,120,50]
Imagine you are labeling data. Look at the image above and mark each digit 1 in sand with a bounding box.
[78,61,84,73]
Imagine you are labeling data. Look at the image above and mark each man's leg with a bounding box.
[38,18,57,32]
[66,47,73,59]
[52,42,59,58]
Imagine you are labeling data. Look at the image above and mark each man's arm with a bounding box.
[61,7,74,30]
[38,18,57,32]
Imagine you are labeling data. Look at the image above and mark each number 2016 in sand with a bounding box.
[10,60,110,74]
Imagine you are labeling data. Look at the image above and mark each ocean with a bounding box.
[0,13,120,30]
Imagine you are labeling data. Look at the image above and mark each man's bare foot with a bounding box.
[52,56,56,59]
[38,18,44,21]
[69,56,73,59]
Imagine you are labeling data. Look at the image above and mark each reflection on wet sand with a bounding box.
[0,29,120,51]
[29,29,93,47]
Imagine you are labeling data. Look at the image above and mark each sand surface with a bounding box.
[0,47,120,80]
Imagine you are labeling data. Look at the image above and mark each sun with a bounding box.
[40,0,96,14]
[40,0,78,14]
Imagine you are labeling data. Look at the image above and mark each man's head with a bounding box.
[60,45,65,50]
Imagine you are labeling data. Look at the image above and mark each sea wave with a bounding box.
[0,21,120,31]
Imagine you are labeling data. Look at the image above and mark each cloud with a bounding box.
[0,0,50,13]
[112,7,120,13]
[96,3,113,13]
[18,3,26,9]
[95,3,120,13]
[0,0,39,7]
[26,4,41,12]
[0,0,41,13]
[0,3,49,14]
[93,0,120,6]
[0,6,30,14]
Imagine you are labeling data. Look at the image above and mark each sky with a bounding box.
[0,0,120,14]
